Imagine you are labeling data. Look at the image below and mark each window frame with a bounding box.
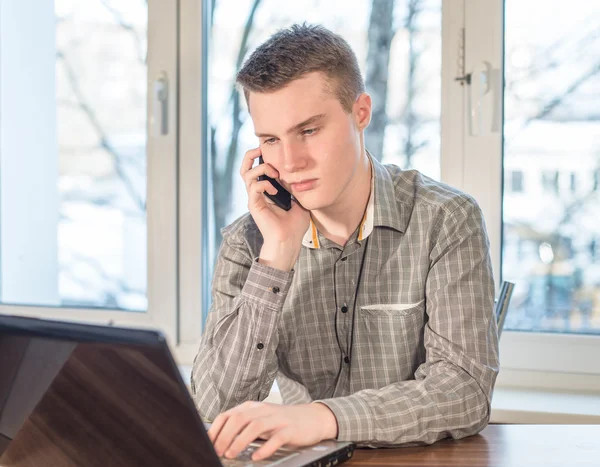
[175,0,210,364]
[0,0,180,348]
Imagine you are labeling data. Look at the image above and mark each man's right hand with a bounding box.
[241,148,310,271]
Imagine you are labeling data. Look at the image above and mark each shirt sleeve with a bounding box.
[191,229,294,422]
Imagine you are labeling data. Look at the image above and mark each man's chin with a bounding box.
[294,193,329,211]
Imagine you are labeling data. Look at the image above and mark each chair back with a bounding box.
[495,281,515,337]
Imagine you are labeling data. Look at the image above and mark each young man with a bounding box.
[192,24,498,462]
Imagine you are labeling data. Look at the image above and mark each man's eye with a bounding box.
[302,128,318,136]
[263,138,277,145]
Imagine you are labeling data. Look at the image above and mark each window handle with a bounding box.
[468,61,501,136]
[152,71,169,136]
[469,61,491,136]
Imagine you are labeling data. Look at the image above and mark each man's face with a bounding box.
[248,72,369,211]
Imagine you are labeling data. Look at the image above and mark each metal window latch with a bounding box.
[455,28,471,86]
[455,73,472,86]
[153,71,169,136]
[453,26,501,135]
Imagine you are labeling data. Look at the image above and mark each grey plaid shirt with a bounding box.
[192,155,499,446]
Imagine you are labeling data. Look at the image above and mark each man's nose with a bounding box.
[282,140,308,173]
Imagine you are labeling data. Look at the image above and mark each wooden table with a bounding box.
[347,424,600,467]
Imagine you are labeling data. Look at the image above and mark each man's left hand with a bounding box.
[207,401,338,461]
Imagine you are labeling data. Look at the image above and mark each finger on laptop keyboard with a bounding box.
[252,429,293,461]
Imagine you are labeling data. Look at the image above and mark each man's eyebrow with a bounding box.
[255,113,327,139]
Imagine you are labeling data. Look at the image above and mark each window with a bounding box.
[452,0,600,387]
[1,0,179,343]
[541,171,559,194]
[502,0,600,335]
[510,170,524,193]
[4,0,596,378]
[1,1,148,309]
[569,172,577,194]
[205,0,442,290]
[201,0,600,381]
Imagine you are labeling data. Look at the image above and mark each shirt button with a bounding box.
[271,286,280,294]
[257,343,264,350]
[344,356,350,364]
[341,257,347,262]
[341,306,348,313]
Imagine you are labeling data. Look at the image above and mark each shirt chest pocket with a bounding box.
[360,300,424,317]
[356,300,426,384]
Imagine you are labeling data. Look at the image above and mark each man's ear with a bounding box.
[353,92,372,131]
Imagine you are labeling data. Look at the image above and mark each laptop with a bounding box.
[0,314,355,467]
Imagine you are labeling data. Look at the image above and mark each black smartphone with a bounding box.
[257,156,292,211]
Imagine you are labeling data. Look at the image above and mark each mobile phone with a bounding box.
[258,156,292,211]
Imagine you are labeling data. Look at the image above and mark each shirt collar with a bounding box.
[302,151,407,249]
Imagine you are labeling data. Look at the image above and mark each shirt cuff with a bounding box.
[241,259,294,310]
[315,394,375,442]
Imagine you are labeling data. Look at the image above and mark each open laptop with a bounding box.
[0,315,355,467]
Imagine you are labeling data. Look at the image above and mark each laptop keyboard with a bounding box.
[220,442,300,466]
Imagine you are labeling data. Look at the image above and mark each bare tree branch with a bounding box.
[401,0,425,168]
[55,0,150,307]
[211,0,217,28]
[510,25,598,81]
[99,0,147,64]
[505,28,599,123]
[57,50,146,212]
[365,0,395,160]
[364,0,427,167]
[213,0,262,249]
[525,61,600,125]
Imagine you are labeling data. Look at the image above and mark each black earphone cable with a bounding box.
[348,235,369,364]
[330,235,370,397]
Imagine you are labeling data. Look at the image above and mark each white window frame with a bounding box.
[0,0,180,349]
[175,0,209,365]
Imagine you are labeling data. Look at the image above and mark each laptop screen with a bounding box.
[0,335,76,446]
[0,321,221,467]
